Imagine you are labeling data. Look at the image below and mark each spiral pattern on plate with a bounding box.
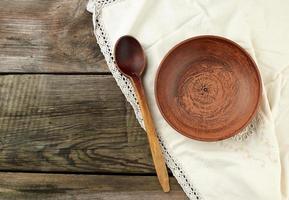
[177,57,239,130]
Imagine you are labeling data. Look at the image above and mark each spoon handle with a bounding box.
[132,77,170,192]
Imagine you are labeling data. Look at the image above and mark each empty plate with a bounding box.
[155,36,262,141]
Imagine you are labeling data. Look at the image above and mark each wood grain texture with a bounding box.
[0,173,186,200]
[0,75,158,173]
[0,0,108,73]
[0,0,183,197]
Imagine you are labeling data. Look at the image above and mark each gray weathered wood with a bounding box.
[0,173,187,200]
[0,0,186,198]
[0,75,158,173]
[0,0,108,73]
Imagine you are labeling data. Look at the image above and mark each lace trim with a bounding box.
[92,3,144,128]
[159,136,203,200]
[90,0,202,199]
[232,113,261,141]
[218,112,278,167]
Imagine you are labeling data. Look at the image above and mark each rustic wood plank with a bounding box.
[0,173,187,200]
[0,75,158,173]
[0,0,108,73]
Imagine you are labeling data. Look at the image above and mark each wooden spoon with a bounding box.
[114,35,170,192]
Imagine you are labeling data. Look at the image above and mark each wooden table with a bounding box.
[0,1,187,199]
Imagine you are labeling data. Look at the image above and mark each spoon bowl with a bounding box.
[114,35,146,77]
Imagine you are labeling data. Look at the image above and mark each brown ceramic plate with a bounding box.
[155,35,262,141]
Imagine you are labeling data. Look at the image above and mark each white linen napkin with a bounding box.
[87,0,289,199]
